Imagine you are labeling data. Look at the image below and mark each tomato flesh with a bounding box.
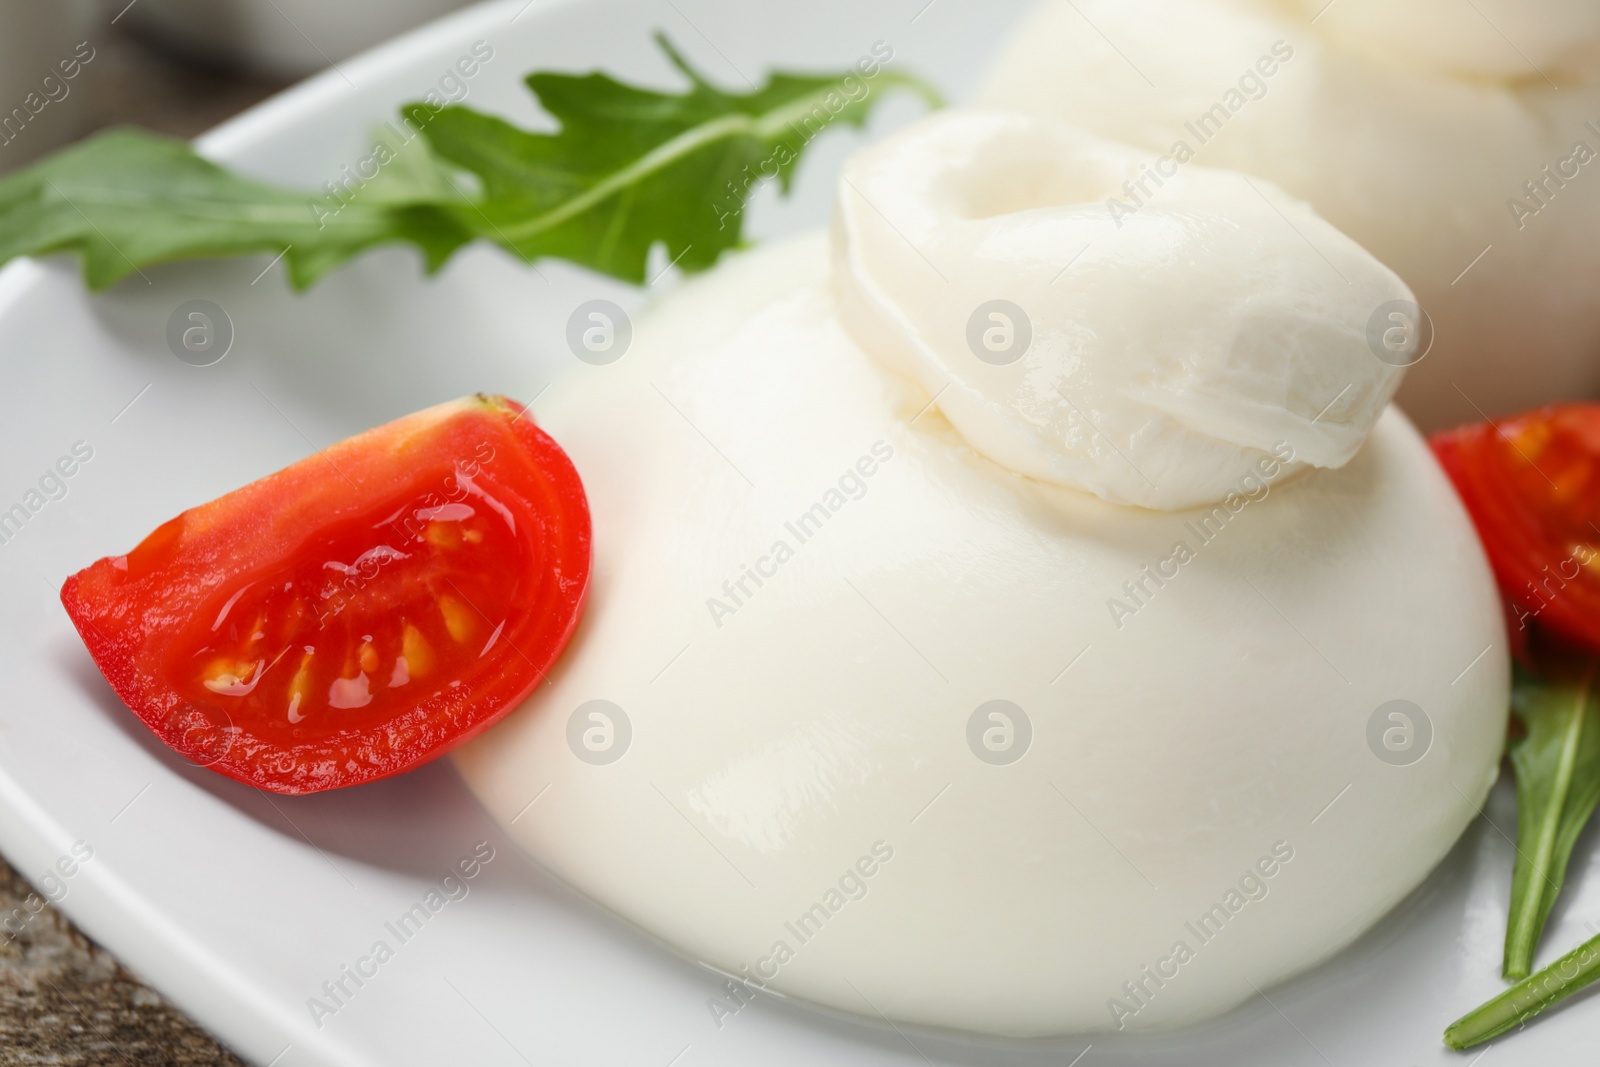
[1431,403,1600,657]
[61,395,590,794]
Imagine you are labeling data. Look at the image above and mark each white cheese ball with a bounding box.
[455,234,1506,1035]
[979,0,1600,429]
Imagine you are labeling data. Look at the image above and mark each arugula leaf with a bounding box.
[0,128,471,290]
[0,35,938,291]
[1502,664,1600,979]
[413,35,938,282]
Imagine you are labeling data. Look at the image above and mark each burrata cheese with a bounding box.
[454,111,1506,1032]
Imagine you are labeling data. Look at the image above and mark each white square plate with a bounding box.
[0,1,1590,1063]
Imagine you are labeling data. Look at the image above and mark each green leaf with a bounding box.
[1445,922,1600,1048]
[0,127,472,290]
[357,120,468,206]
[410,34,940,282]
[1502,664,1600,979]
[0,36,939,291]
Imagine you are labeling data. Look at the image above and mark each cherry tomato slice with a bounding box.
[61,394,590,794]
[1431,403,1600,657]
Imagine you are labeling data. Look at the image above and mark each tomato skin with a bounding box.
[1431,404,1600,660]
[60,395,590,794]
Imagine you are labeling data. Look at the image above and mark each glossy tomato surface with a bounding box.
[1431,403,1600,657]
[61,395,590,794]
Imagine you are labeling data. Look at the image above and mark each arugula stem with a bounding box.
[498,112,749,242]
[754,72,942,139]
[1446,925,1600,1048]
[1505,671,1593,977]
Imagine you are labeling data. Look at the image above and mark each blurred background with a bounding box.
[1,3,469,1060]
[0,0,474,170]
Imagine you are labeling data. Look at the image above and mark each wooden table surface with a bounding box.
[2,20,291,1066]
[0,859,247,1065]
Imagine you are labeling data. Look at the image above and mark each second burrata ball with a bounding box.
[979,0,1600,429]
